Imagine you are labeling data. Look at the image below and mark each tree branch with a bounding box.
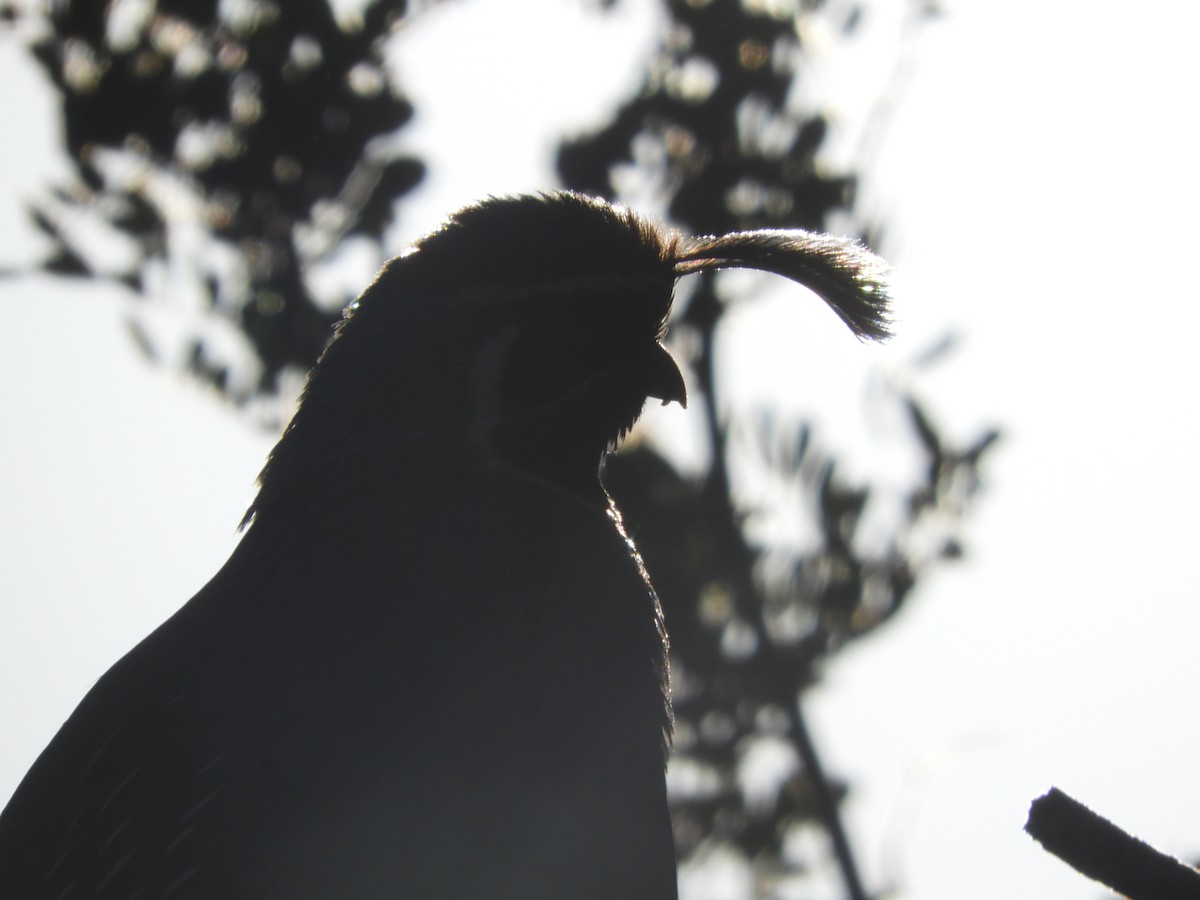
[1025,787,1200,900]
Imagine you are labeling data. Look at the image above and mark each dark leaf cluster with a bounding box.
[558,0,852,236]
[16,0,422,402]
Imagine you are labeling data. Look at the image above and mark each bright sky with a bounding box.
[3,2,1200,899]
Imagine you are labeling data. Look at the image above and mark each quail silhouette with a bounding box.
[0,192,890,899]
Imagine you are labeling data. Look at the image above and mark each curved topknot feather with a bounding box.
[673,229,893,341]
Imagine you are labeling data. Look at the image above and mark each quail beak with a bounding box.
[642,342,687,409]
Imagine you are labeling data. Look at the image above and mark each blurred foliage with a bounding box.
[557,0,994,896]
[605,403,997,894]
[7,0,995,896]
[8,0,422,405]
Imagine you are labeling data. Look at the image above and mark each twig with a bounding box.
[692,273,869,900]
[788,697,870,900]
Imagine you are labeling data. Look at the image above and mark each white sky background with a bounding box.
[3,1,1200,899]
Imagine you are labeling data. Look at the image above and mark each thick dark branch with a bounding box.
[1025,787,1200,900]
